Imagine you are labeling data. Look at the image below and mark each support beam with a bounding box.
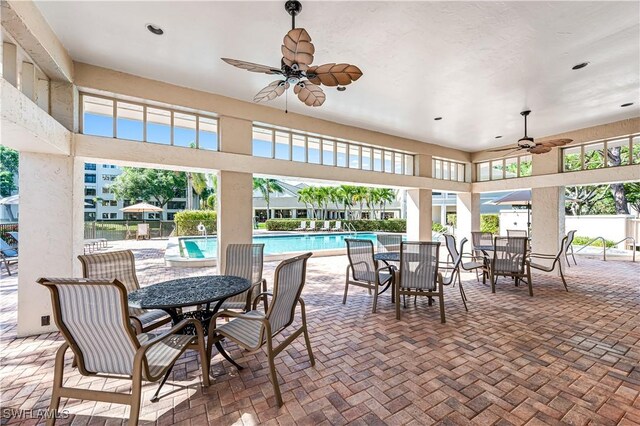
[17,153,84,337]
[216,171,253,272]
[456,192,480,244]
[20,61,34,100]
[406,189,433,241]
[531,186,565,270]
[2,42,17,86]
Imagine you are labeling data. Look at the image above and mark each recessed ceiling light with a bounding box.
[146,24,164,35]
[495,135,502,139]
[571,62,589,70]
[337,86,346,92]
[620,102,634,107]
[434,117,442,121]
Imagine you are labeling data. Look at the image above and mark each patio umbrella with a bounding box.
[120,202,163,222]
[486,190,532,231]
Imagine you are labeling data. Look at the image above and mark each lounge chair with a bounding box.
[308,220,317,231]
[332,220,342,232]
[136,223,150,240]
[38,277,209,425]
[295,221,307,231]
[8,231,18,242]
[320,221,331,231]
[344,239,394,313]
[0,239,18,275]
[219,244,268,312]
[395,241,444,322]
[78,250,171,333]
[208,253,314,407]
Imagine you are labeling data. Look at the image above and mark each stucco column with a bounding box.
[406,189,433,240]
[17,153,84,337]
[531,186,565,269]
[456,192,480,244]
[216,171,253,271]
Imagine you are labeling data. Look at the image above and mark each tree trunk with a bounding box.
[610,183,630,214]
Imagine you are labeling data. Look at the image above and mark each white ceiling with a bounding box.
[36,1,640,151]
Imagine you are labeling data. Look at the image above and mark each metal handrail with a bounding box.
[573,236,637,262]
[343,222,357,236]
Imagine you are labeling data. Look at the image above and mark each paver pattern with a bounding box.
[1,240,639,425]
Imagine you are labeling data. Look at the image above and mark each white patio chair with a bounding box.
[207,253,314,407]
[220,243,267,311]
[332,220,342,232]
[308,220,317,231]
[136,223,150,240]
[295,221,307,231]
[320,220,331,231]
[38,277,209,426]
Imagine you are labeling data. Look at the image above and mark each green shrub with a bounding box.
[446,213,457,227]
[174,210,217,236]
[265,219,406,233]
[480,214,499,234]
[432,222,447,233]
[572,236,616,248]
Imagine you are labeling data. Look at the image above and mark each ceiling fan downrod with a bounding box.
[521,110,531,138]
[285,0,302,30]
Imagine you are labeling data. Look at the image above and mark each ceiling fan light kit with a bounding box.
[221,0,362,110]
[489,110,573,155]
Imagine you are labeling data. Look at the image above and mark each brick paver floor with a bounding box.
[1,240,639,425]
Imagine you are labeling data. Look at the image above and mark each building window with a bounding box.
[475,153,532,181]
[84,174,96,183]
[84,199,96,208]
[167,212,176,220]
[84,163,96,170]
[102,186,111,194]
[116,102,144,141]
[84,212,96,221]
[102,174,117,181]
[82,96,114,137]
[561,134,638,172]
[167,201,186,210]
[85,188,96,196]
[148,213,161,220]
[433,158,466,182]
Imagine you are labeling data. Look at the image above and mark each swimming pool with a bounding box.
[181,233,382,259]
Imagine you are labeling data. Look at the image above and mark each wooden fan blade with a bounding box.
[282,28,315,71]
[221,58,282,75]
[488,146,522,152]
[293,80,325,107]
[537,138,573,147]
[306,63,363,86]
[529,145,553,154]
[254,80,289,103]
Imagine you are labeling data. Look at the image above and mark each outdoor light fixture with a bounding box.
[621,102,634,107]
[571,62,589,70]
[434,117,442,121]
[146,24,164,35]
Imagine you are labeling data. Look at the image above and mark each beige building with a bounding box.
[1,1,639,339]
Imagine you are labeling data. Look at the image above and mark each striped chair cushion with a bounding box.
[355,271,392,284]
[137,332,194,379]
[216,310,265,349]
[79,250,139,293]
[399,243,439,291]
[221,244,264,310]
[268,257,305,332]
[58,284,137,376]
[130,308,170,328]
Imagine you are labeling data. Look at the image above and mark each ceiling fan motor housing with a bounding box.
[518,137,536,149]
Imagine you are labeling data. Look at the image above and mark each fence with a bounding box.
[84,221,176,241]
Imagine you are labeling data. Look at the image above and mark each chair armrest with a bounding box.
[136,318,200,352]
[528,253,556,259]
[376,264,395,274]
[252,292,274,310]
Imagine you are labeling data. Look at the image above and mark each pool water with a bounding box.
[182,233,381,259]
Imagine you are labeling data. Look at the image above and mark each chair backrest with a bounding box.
[38,278,139,376]
[565,230,576,250]
[507,229,528,237]
[78,250,140,294]
[225,243,265,284]
[471,231,493,249]
[345,239,377,282]
[266,253,312,333]
[323,221,330,228]
[377,234,402,253]
[0,239,18,257]
[137,223,149,235]
[492,236,527,274]
[300,221,306,228]
[334,221,341,229]
[443,234,459,262]
[399,242,440,290]
[309,221,316,228]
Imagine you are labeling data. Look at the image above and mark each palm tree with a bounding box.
[315,187,331,219]
[367,188,382,220]
[338,185,357,219]
[327,187,342,218]
[297,186,315,218]
[253,178,285,220]
[191,172,208,209]
[352,186,369,219]
[378,188,397,219]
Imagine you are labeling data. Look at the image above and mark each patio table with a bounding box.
[374,252,400,263]
[128,275,250,401]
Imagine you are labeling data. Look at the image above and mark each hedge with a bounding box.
[174,210,217,236]
[573,236,616,248]
[265,219,407,233]
[480,214,499,234]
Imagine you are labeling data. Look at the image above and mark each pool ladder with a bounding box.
[344,222,357,236]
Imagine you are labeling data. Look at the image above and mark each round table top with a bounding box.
[374,252,400,262]
[128,275,251,310]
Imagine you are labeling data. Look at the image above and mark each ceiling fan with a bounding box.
[490,110,573,155]
[221,0,362,109]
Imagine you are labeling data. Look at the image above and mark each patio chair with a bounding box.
[207,253,314,407]
[38,277,209,426]
[295,221,307,231]
[395,242,445,322]
[471,231,493,281]
[332,220,342,232]
[443,235,485,309]
[78,250,171,333]
[564,230,577,267]
[528,235,569,292]
[0,239,18,275]
[507,229,528,237]
[344,239,394,313]
[308,220,317,231]
[320,221,331,231]
[490,236,532,296]
[220,243,267,312]
[377,234,402,253]
[8,231,18,242]
[136,223,150,240]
